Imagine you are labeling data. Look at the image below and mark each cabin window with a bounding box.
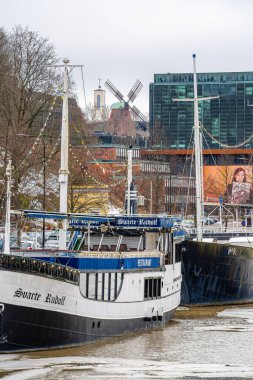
[157,278,161,297]
[144,278,148,299]
[110,273,116,299]
[95,273,98,300]
[175,245,182,263]
[114,273,118,299]
[80,272,124,302]
[144,277,162,299]
[85,273,89,297]
[102,273,105,300]
[148,279,153,298]
[97,273,103,300]
[108,273,111,301]
[104,273,109,301]
[88,273,96,299]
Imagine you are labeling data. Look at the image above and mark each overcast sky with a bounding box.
[1,0,253,114]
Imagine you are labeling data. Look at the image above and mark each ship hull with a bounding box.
[0,302,176,352]
[0,261,181,352]
[180,240,253,306]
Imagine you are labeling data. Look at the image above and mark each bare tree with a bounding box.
[0,26,60,218]
[138,174,166,214]
[68,148,111,214]
[86,102,111,122]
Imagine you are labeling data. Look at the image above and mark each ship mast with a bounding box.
[192,54,219,241]
[193,54,204,241]
[53,58,83,249]
[58,58,69,250]
[127,147,133,216]
[173,54,219,241]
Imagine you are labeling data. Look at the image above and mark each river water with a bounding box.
[0,305,253,379]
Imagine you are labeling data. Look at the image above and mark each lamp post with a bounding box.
[150,180,152,214]
[4,159,12,255]
[144,178,153,215]
[168,171,172,215]
[42,140,46,248]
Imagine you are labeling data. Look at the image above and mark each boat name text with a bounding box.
[116,218,159,227]
[138,259,152,267]
[228,247,237,256]
[14,288,66,305]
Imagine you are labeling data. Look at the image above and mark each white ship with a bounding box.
[0,59,183,352]
[0,214,182,352]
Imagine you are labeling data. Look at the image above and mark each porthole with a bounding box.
[97,321,101,328]
[92,322,95,329]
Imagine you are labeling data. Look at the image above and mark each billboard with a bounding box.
[203,166,253,205]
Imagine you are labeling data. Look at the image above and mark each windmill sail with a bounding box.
[105,78,148,132]
[127,80,143,103]
[105,80,125,102]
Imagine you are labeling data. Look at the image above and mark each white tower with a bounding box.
[94,78,106,120]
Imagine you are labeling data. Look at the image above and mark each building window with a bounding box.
[245,86,253,95]
[97,95,101,109]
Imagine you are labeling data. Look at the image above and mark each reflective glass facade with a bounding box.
[149,72,253,149]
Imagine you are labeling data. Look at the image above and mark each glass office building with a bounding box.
[149,72,253,150]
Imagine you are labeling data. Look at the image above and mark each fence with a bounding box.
[0,254,79,284]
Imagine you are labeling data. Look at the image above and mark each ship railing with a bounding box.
[184,226,253,235]
[0,254,79,285]
[79,250,161,258]
[9,249,81,257]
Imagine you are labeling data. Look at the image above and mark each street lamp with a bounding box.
[42,140,46,248]
[150,180,152,214]
[144,179,153,215]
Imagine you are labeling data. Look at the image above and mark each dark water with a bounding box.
[0,305,253,379]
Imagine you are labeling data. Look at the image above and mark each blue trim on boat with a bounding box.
[21,211,178,229]
[30,256,161,270]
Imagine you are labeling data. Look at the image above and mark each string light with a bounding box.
[69,148,127,189]
[70,126,128,175]
[14,84,63,172]
[202,124,253,149]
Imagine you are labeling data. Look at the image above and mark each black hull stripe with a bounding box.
[0,302,177,352]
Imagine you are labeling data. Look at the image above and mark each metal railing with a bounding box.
[0,254,79,285]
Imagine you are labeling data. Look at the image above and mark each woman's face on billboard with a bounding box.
[235,170,245,183]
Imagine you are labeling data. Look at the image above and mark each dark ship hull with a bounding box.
[0,252,182,352]
[180,240,253,306]
[0,300,177,352]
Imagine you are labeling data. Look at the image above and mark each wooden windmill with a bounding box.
[105,79,148,137]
